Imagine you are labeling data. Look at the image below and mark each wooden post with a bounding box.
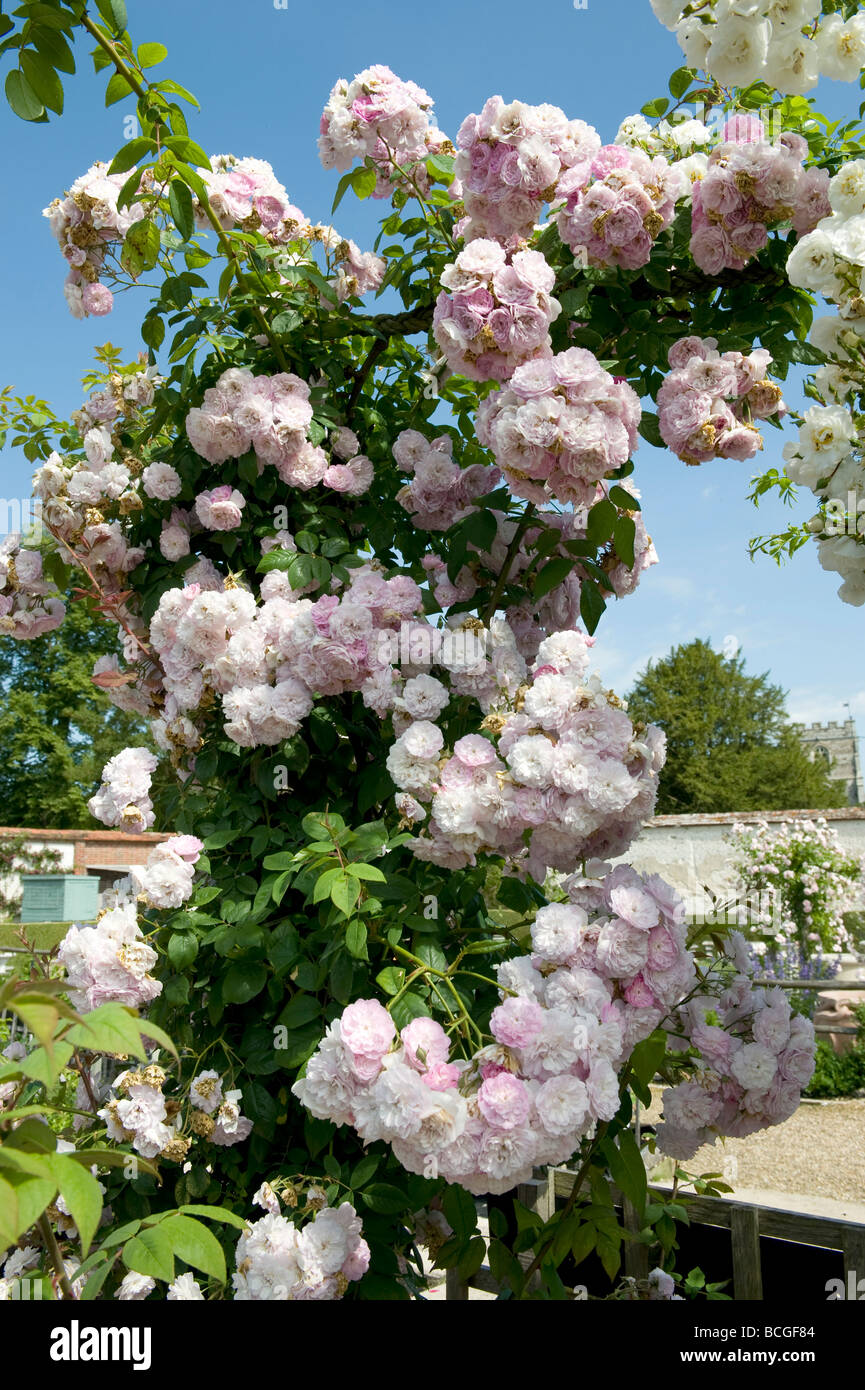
[445,1268,469,1301]
[730,1204,763,1300]
[622,1197,649,1281]
[842,1226,865,1297]
[515,1167,556,1291]
[517,1166,556,1222]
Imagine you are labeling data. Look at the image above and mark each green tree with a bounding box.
[626,640,847,814]
[0,597,149,828]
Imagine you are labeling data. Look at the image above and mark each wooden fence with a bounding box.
[445,1169,865,1300]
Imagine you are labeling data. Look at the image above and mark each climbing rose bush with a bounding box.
[5,0,860,1302]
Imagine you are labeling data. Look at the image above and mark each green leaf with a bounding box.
[331,171,355,214]
[345,862,386,883]
[223,961,267,1004]
[331,872,361,916]
[159,1213,225,1281]
[121,218,160,277]
[609,485,639,511]
[345,919,368,960]
[19,49,63,113]
[104,70,133,106]
[457,1236,486,1281]
[279,993,320,1028]
[579,580,607,635]
[362,1182,411,1214]
[168,179,195,241]
[442,1184,477,1242]
[66,1003,177,1061]
[606,1129,647,1217]
[5,69,44,121]
[534,556,574,599]
[613,515,636,569]
[425,153,456,182]
[668,66,694,99]
[50,1156,103,1255]
[7,1172,57,1243]
[375,966,404,996]
[18,1041,73,1088]
[351,165,378,200]
[168,931,198,970]
[597,1232,621,1281]
[176,1204,249,1230]
[100,0,129,33]
[123,1225,175,1283]
[570,1221,597,1267]
[108,137,155,175]
[137,42,168,69]
[350,1153,380,1189]
[638,411,664,448]
[389,990,431,1030]
[32,26,75,75]
[585,498,617,548]
[629,1031,666,1090]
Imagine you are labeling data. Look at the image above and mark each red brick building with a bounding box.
[0,827,170,900]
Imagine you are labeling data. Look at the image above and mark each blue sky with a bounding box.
[0,0,862,726]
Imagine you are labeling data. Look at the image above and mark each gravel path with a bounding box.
[645,1092,865,1205]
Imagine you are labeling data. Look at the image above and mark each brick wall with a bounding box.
[0,827,170,907]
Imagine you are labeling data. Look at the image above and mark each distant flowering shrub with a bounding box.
[731,817,861,960]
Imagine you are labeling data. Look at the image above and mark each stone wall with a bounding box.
[610,808,865,917]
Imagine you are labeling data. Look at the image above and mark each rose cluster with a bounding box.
[233,1201,369,1300]
[115,1271,204,1301]
[58,903,162,1014]
[31,367,158,603]
[318,64,449,198]
[454,96,601,245]
[690,124,829,275]
[657,967,817,1160]
[87,746,158,833]
[556,143,680,271]
[131,834,204,910]
[418,486,656,660]
[185,366,318,477]
[294,864,695,1195]
[393,429,500,531]
[98,1063,251,1161]
[386,627,664,880]
[476,349,641,507]
[43,161,148,318]
[146,564,424,754]
[433,241,560,382]
[0,535,65,640]
[183,366,375,500]
[782,160,865,603]
[651,0,865,95]
[191,163,386,302]
[658,335,785,465]
[188,1068,253,1147]
[194,154,313,242]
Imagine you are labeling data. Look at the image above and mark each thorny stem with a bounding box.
[481,504,537,624]
[52,532,153,663]
[516,1123,610,1297]
[38,1214,77,1301]
[517,1064,634,1296]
